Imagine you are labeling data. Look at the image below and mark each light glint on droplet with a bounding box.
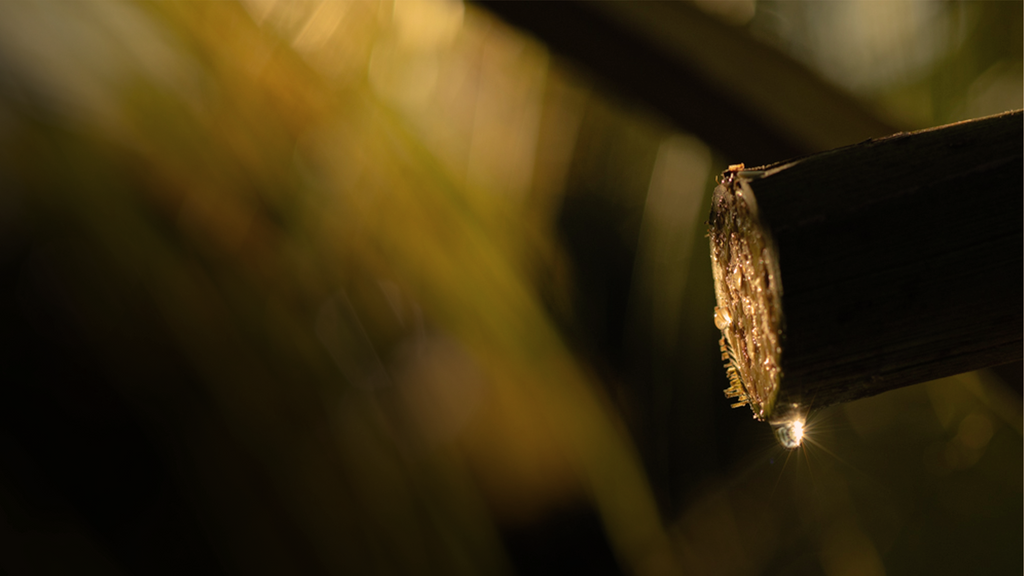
[773,418,804,449]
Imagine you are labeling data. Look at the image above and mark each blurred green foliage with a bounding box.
[0,2,1019,575]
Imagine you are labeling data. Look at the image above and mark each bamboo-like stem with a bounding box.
[708,110,1023,421]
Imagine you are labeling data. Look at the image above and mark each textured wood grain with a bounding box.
[709,110,1023,420]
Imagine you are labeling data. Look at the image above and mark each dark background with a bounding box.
[0,2,1020,575]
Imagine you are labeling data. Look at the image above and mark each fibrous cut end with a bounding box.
[708,169,784,421]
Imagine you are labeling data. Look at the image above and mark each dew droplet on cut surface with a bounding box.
[714,306,732,330]
[773,418,804,449]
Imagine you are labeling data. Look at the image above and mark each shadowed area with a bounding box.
[0,2,1019,575]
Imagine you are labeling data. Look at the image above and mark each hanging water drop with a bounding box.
[772,419,804,449]
[769,403,807,449]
